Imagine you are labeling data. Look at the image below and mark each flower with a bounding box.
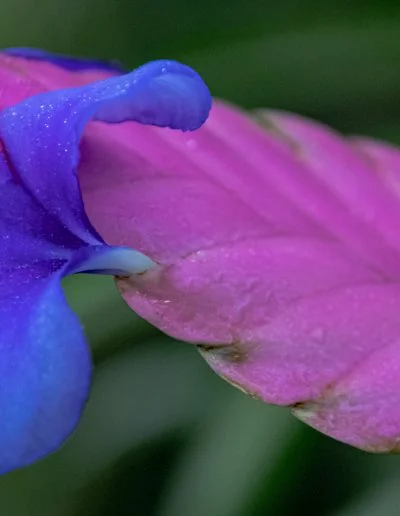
[0,48,211,473]
[2,47,400,476]
[86,95,400,452]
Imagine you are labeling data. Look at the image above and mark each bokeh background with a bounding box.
[1,1,400,514]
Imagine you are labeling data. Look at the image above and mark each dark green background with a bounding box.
[1,1,400,514]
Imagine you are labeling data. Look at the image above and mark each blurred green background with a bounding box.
[1,1,400,514]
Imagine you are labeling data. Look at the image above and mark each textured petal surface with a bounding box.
[118,238,378,344]
[201,284,400,407]
[294,333,400,452]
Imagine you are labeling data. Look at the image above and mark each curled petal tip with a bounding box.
[91,59,212,131]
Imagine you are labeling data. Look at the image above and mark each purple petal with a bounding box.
[0,172,155,472]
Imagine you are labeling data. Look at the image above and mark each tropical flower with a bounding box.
[2,48,400,476]
[0,48,211,473]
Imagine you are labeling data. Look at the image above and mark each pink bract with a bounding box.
[89,105,400,453]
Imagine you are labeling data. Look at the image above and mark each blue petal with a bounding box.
[0,176,89,472]
[3,47,125,73]
[0,168,156,472]
[0,179,153,473]
[0,60,211,244]
[0,268,91,473]
[0,176,152,472]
